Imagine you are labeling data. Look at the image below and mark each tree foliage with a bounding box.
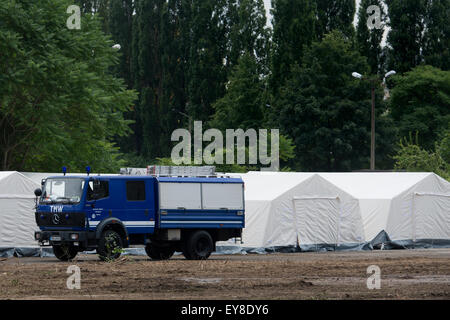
[390,65,450,151]
[0,0,136,172]
[422,0,450,70]
[211,53,265,131]
[386,0,450,73]
[356,0,386,74]
[386,0,428,73]
[274,31,396,171]
[270,0,317,92]
[315,0,356,40]
[2,0,450,175]
[394,133,449,180]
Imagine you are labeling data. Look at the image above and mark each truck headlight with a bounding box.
[70,233,79,240]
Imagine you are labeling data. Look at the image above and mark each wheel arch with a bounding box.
[96,218,129,248]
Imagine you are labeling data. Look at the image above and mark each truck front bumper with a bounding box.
[35,230,90,246]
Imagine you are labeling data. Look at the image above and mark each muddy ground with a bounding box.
[0,249,449,300]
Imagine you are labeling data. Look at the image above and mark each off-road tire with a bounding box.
[182,230,214,260]
[145,244,175,260]
[52,245,78,261]
[97,230,123,261]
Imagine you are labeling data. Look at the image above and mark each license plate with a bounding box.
[51,236,61,241]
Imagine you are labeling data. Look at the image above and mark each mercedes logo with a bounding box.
[52,214,60,225]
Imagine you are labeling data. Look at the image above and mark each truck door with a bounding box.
[85,179,112,229]
[124,179,155,233]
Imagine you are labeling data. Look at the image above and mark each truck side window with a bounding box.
[87,181,109,201]
[126,181,145,201]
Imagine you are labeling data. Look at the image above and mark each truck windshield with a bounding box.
[40,178,85,204]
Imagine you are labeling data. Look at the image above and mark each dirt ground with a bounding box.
[0,249,449,300]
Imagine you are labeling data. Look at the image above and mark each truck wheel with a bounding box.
[182,230,214,260]
[97,230,123,261]
[145,244,175,260]
[53,245,78,261]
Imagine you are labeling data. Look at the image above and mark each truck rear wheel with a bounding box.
[97,230,123,261]
[52,245,78,261]
[182,230,214,260]
[145,244,175,260]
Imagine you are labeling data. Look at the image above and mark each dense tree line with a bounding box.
[1,0,449,175]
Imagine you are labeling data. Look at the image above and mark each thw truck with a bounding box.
[34,169,244,261]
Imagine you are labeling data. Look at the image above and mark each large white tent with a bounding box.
[218,171,450,252]
[0,172,40,256]
[1,170,448,256]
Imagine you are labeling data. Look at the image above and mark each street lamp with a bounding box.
[352,70,396,171]
[384,70,396,79]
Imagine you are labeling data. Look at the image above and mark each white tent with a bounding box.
[1,170,448,256]
[0,172,40,254]
[318,172,450,247]
[218,171,450,252]
[238,172,315,249]
[219,172,367,251]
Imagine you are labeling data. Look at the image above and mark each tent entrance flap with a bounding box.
[293,196,340,247]
[413,193,450,241]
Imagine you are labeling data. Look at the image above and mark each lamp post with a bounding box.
[352,71,396,170]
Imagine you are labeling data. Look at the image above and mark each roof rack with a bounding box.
[119,166,234,178]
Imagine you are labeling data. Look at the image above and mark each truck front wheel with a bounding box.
[97,230,123,261]
[145,244,175,260]
[52,245,78,261]
[183,230,214,260]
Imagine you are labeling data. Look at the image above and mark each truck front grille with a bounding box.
[36,212,85,228]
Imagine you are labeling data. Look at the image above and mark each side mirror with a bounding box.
[34,188,42,197]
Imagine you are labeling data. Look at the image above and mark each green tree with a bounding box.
[131,0,165,159]
[438,129,450,164]
[211,53,265,131]
[75,0,110,33]
[394,133,449,180]
[226,0,270,72]
[185,0,229,122]
[423,0,450,70]
[0,0,136,172]
[315,0,356,40]
[108,0,133,88]
[356,0,386,74]
[390,65,450,151]
[274,31,396,171]
[130,0,194,161]
[386,0,428,73]
[270,0,317,93]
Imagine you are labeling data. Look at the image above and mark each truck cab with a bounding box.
[34,173,245,261]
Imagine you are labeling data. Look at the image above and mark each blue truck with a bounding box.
[34,170,245,261]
